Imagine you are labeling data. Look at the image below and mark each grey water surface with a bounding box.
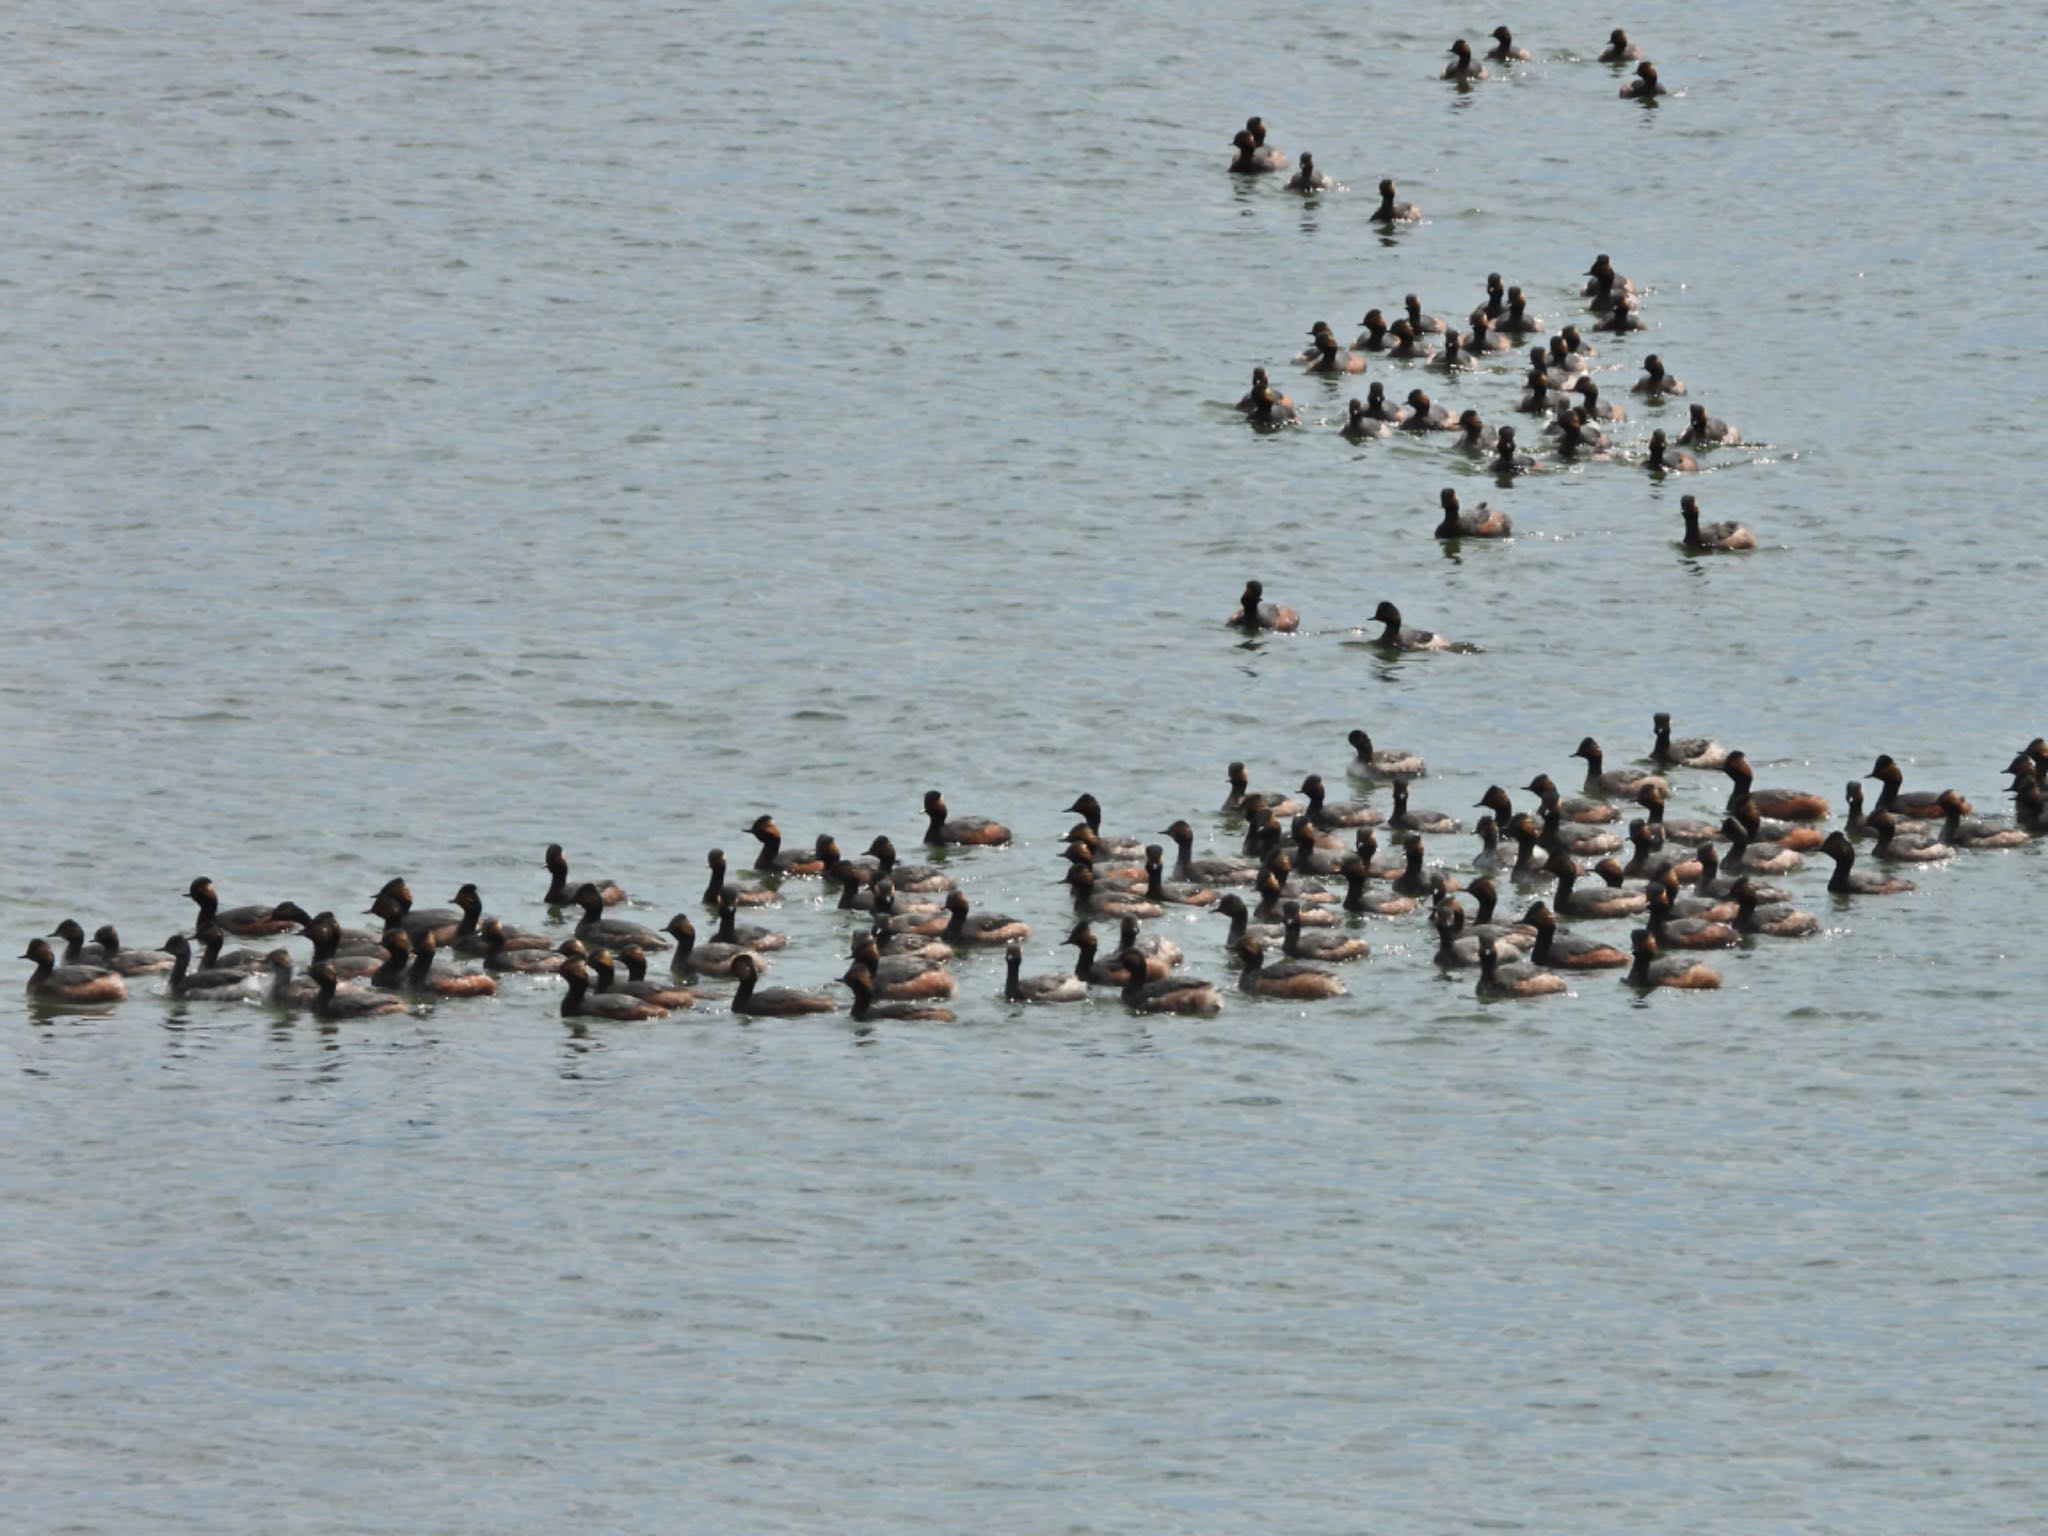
[3,2,2044,1531]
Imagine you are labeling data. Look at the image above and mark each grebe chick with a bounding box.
[1403,294,1449,336]
[1399,389,1454,431]
[1384,319,1437,361]
[1679,494,1755,551]
[1491,426,1541,476]
[162,933,263,1000]
[1592,296,1647,333]
[1442,37,1489,81]
[1820,831,1915,895]
[1246,384,1300,428]
[1619,61,1667,98]
[1342,397,1392,440]
[1435,487,1511,539]
[21,938,126,1004]
[1722,752,1831,823]
[1162,819,1260,886]
[1487,25,1532,62]
[1285,153,1335,193]
[1388,781,1459,835]
[1720,807,1805,875]
[1235,939,1344,999]
[1650,713,1727,771]
[726,952,835,1017]
[1625,931,1720,991]
[1599,29,1644,63]
[922,788,1011,848]
[1299,773,1380,830]
[1645,886,1738,950]
[1573,737,1667,800]
[1867,754,1950,820]
[1935,788,2030,849]
[1551,857,1647,919]
[186,877,296,938]
[1644,430,1699,475]
[1475,935,1567,999]
[1634,784,1720,846]
[1866,810,1952,863]
[85,925,174,976]
[481,919,569,974]
[1282,902,1369,962]
[1300,328,1366,374]
[1453,410,1498,452]
[866,835,954,893]
[1368,600,1453,652]
[1728,879,1819,939]
[1236,366,1291,414]
[406,934,499,998]
[1632,354,1686,396]
[47,919,109,966]
[1117,951,1224,1015]
[1520,903,1628,970]
[309,960,406,1019]
[559,958,668,1021]
[744,814,826,876]
[1004,944,1087,1005]
[619,945,725,1006]
[575,885,669,951]
[542,846,624,907]
[1373,178,1420,221]
[1678,403,1739,447]
[1230,579,1301,633]
[1347,729,1427,782]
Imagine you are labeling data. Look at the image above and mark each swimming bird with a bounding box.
[1230,580,1300,633]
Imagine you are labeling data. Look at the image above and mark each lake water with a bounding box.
[3,2,2044,1531]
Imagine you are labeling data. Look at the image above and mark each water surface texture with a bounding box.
[4,2,2045,1532]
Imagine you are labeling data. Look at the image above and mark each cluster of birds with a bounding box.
[24,734,2047,1018]
[1229,28,1672,187]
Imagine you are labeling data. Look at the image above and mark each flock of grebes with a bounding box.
[21,29,2044,1019]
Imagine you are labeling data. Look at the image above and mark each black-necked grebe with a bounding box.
[1475,935,1565,999]
[1645,429,1698,474]
[406,933,498,998]
[1353,310,1393,352]
[1368,601,1453,652]
[543,846,624,907]
[1404,294,1449,336]
[1936,788,2030,849]
[1385,320,1437,361]
[1235,938,1345,999]
[1236,366,1290,413]
[1389,781,1459,835]
[559,957,668,1021]
[1003,943,1087,1005]
[1573,737,1666,800]
[1820,831,1915,895]
[84,924,173,976]
[1551,857,1647,919]
[1488,25,1532,62]
[704,849,777,909]
[1680,494,1755,551]
[1633,784,1719,847]
[1650,713,1727,771]
[839,966,956,1023]
[1443,38,1488,81]
[1230,579,1301,633]
[1163,819,1260,886]
[481,919,569,974]
[575,885,669,951]
[22,938,126,1004]
[1343,397,1392,440]
[1117,951,1223,1014]
[1373,179,1420,221]
[1301,326,1366,374]
[1644,885,1738,950]
[1729,878,1819,938]
[867,835,954,893]
[1520,902,1627,970]
[1619,61,1666,98]
[1625,930,1720,991]
[1633,354,1686,396]
[617,945,724,1007]
[727,952,835,1017]
[1286,153,1335,193]
[1599,29,1644,62]
[1500,287,1542,337]
[161,933,263,1000]
[1867,754,1949,820]
[1435,487,1510,539]
[1491,425,1540,475]
[923,788,1011,847]
[1400,389,1453,431]
[1592,296,1646,333]
[664,914,753,979]
[1229,127,1287,174]
[1223,764,1304,819]
[1299,773,1380,830]
[1348,729,1426,781]
[1678,404,1739,447]
[1282,902,1369,962]
[1865,810,1952,864]
[1721,805,1805,875]
[941,891,1031,945]
[309,959,406,1019]
[714,888,789,952]
[848,932,955,1000]
[186,877,296,938]
[1551,411,1612,461]
[1571,376,1626,423]
[744,815,826,876]
[1454,409,1498,452]
[1249,388,1300,433]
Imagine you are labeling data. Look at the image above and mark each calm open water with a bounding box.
[3,2,2044,1531]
